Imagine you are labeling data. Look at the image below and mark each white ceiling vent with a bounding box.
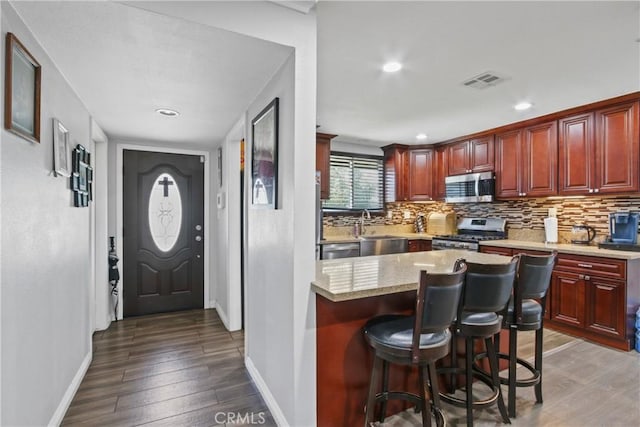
[462,71,508,89]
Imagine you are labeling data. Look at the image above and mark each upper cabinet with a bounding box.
[495,121,558,198]
[383,145,409,202]
[559,101,639,195]
[316,132,336,199]
[434,146,448,200]
[408,149,434,201]
[447,136,494,175]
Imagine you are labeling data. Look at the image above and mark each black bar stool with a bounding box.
[439,258,518,426]
[363,262,467,427]
[495,251,557,418]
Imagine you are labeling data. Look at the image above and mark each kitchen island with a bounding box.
[312,250,513,427]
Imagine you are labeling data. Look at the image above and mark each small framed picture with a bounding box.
[52,118,70,177]
[4,33,41,143]
[251,97,279,209]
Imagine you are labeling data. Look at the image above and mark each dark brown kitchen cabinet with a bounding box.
[447,136,494,176]
[408,149,434,201]
[383,145,409,202]
[559,101,639,195]
[550,271,586,329]
[434,146,448,200]
[316,133,336,199]
[495,121,557,198]
[408,240,432,252]
[548,254,633,350]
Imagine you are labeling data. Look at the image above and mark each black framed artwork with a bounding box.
[251,97,279,209]
[71,144,93,207]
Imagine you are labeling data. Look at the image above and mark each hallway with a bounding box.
[63,310,274,426]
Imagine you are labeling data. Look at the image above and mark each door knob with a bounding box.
[195,225,202,231]
[195,235,202,242]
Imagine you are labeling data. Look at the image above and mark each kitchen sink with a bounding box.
[359,235,408,256]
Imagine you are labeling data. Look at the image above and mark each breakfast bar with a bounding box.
[311,250,513,427]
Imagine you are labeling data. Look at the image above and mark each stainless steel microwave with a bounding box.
[445,171,495,203]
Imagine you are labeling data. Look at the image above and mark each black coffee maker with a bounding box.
[609,212,639,244]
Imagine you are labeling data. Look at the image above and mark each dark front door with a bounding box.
[123,150,204,317]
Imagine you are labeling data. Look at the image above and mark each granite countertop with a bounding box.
[479,239,640,260]
[319,232,434,245]
[312,249,512,302]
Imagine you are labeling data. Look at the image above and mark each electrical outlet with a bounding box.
[403,210,411,219]
[387,210,393,219]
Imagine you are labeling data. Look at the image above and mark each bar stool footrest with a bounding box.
[473,352,541,387]
[438,368,500,409]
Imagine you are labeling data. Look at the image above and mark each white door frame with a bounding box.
[116,143,211,320]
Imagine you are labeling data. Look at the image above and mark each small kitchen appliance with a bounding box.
[426,212,456,236]
[432,217,506,251]
[570,224,596,245]
[609,212,639,244]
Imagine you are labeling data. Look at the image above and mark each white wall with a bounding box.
[125,3,318,425]
[216,118,244,331]
[1,3,93,425]
[331,140,384,156]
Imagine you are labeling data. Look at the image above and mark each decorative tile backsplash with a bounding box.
[324,195,640,242]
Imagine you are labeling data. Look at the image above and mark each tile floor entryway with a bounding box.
[63,309,275,426]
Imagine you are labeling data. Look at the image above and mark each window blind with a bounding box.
[323,153,384,210]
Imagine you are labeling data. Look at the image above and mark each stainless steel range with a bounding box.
[432,217,507,251]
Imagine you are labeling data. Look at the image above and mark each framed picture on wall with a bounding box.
[251,97,279,209]
[4,33,41,143]
[52,118,71,177]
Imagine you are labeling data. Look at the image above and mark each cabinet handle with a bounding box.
[578,274,584,280]
[577,263,593,268]
[588,189,594,193]
[594,189,599,193]
[522,192,527,196]
[584,275,591,281]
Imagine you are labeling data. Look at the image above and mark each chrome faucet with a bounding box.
[360,209,371,235]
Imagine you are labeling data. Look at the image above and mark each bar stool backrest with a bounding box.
[460,259,518,314]
[515,252,557,299]
[411,263,467,361]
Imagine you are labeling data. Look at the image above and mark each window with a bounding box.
[323,152,384,211]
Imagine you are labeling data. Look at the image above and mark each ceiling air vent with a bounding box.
[462,71,507,89]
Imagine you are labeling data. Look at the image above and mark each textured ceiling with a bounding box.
[317,1,640,146]
[12,1,293,147]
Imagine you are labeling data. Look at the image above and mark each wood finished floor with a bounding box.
[381,329,640,426]
[63,309,275,427]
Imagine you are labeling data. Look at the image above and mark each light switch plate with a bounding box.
[404,210,411,219]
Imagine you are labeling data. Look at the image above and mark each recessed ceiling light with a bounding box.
[383,62,402,73]
[416,133,427,140]
[514,102,532,111]
[156,108,180,117]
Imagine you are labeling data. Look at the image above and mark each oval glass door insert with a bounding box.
[148,172,182,252]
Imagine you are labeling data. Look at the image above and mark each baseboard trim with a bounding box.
[48,350,92,426]
[215,302,231,331]
[245,356,288,426]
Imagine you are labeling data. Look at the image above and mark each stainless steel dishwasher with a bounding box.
[321,242,361,259]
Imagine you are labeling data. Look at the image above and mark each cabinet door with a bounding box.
[383,146,409,201]
[495,130,521,198]
[595,101,639,194]
[434,146,448,200]
[470,136,494,172]
[316,133,335,200]
[408,149,434,201]
[559,113,594,195]
[523,121,557,197]
[550,271,585,328]
[585,277,625,339]
[408,240,421,253]
[447,140,470,175]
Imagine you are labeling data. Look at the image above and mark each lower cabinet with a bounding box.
[408,239,432,252]
[480,246,635,349]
